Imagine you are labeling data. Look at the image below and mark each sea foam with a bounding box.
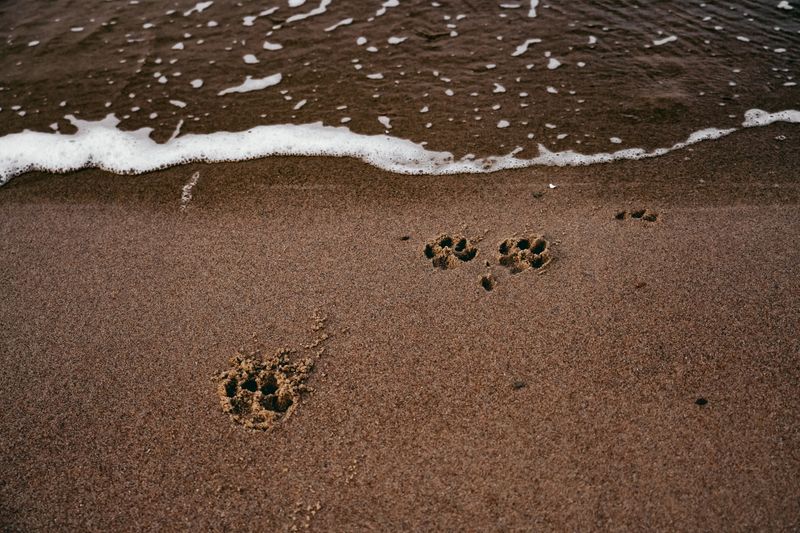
[0,110,797,185]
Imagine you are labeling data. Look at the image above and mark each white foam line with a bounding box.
[286,0,332,23]
[218,73,282,95]
[741,108,800,127]
[0,110,797,185]
[325,17,353,32]
[528,0,539,17]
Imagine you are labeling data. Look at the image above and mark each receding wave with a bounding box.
[0,109,796,184]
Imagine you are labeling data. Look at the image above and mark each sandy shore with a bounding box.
[1,125,799,531]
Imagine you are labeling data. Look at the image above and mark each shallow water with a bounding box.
[0,0,797,179]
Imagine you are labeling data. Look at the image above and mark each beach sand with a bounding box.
[1,124,799,530]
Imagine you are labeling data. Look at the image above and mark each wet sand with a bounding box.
[1,124,799,530]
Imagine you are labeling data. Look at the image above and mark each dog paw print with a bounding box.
[216,349,313,431]
[498,235,552,274]
[424,234,477,270]
[615,209,658,222]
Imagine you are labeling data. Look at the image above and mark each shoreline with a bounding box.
[1,125,799,530]
[1,108,797,186]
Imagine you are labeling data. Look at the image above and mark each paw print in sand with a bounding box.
[216,349,313,431]
[424,234,477,270]
[498,235,552,274]
[615,209,658,222]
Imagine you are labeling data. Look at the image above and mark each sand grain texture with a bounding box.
[1,127,799,531]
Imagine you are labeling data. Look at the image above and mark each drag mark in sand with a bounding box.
[180,171,200,210]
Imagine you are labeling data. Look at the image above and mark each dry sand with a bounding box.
[1,125,799,530]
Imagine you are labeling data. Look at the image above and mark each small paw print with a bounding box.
[423,234,477,270]
[498,236,551,274]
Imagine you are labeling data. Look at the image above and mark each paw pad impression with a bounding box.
[424,234,477,270]
[498,236,551,274]
[216,349,313,431]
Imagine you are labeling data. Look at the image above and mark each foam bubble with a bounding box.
[375,0,399,17]
[741,108,800,127]
[512,38,542,57]
[653,35,677,46]
[184,1,213,16]
[286,0,331,23]
[218,73,282,95]
[180,171,200,209]
[325,18,353,32]
[547,57,562,69]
